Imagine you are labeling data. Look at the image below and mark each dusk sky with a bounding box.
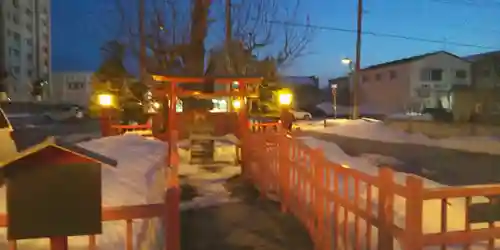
[52,0,499,86]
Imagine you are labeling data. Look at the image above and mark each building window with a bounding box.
[27,70,32,77]
[12,0,19,8]
[13,66,20,75]
[68,82,84,90]
[455,70,467,79]
[27,53,33,62]
[389,70,397,79]
[9,48,20,57]
[362,75,369,83]
[26,24,33,31]
[25,38,33,46]
[12,32,21,42]
[375,73,382,81]
[12,14,19,24]
[25,8,33,17]
[421,68,443,81]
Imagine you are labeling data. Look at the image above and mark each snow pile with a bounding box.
[387,112,433,121]
[177,136,242,210]
[296,136,491,249]
[316,103,384,116]
[301,119,500,155]
[0,135,167,250]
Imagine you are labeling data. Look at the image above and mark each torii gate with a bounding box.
[149,75,262,142]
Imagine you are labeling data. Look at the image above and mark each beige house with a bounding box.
[358,51,471,114]
[51,72,93,107]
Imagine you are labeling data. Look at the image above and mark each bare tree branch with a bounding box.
[208,0,313,77]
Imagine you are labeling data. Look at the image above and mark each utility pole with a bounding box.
[139,0,146,84]
[352,0,363,119]
[225,0,232,46]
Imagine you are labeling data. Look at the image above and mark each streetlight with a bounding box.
[97,93,114,136]
[331,84,338,118]
[342,57,356,119]
[341,57,352,66]
[232,99,241,110]
[98,94,113,107]
[278,92,293,106]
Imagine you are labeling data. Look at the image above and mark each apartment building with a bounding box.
[465,50,500,89]
[0,0,51,101]
[51,72,92,107]
[358,51,471,114]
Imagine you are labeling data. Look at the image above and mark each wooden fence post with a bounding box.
[278,132,291,213]
[165,130,180,250]
[404,176,424,250]
[312,148,326,248]
[50,237,68,250]
[377,168,394,250]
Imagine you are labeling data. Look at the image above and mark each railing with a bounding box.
[249,121,280,133]
[0,204,164,250]
[112,124,152,136]
[243,131,500,250]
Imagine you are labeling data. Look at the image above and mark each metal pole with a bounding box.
[352,0,363,119]
[334,92,337,118]
[139,0,146,83]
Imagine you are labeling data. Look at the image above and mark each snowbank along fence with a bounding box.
[0,132,181,250]
[244,130,500,250]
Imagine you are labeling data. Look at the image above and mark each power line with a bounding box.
[429,0,500,8]
[265,20,498,50]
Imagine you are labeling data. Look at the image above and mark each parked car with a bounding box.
[44,105,86,122]
[290,109,312,120]
[0,107,18,165]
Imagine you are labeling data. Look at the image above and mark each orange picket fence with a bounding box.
[243,131,500,250]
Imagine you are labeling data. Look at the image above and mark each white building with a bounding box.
[0,0,51,101]
[358,51,472,114]
[51,72,93,107]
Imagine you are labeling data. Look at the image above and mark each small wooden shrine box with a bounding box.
[0,137,117,240]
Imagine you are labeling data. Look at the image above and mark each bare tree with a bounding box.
[211,0,313,75]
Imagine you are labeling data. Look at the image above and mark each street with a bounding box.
[10,117,100,151]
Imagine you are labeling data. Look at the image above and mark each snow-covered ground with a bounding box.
[316,103,384,116]
[386,112,433,121]
[296,119,500,155]
[0,135,168,249]
[177,137,242,210]
[296,136,495,250]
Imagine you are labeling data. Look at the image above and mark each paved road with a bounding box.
[10,118,100,150]
[296,131,500,186]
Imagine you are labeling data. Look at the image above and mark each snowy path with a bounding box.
[180,175,313,250]
[177,138,312,250]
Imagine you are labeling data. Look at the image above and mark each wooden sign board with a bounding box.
[467,201,500,224]
[6,163,102,240]
[190,139,215,164]
[189,111,215,164]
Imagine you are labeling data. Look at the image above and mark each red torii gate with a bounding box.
[149,75,262,141]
